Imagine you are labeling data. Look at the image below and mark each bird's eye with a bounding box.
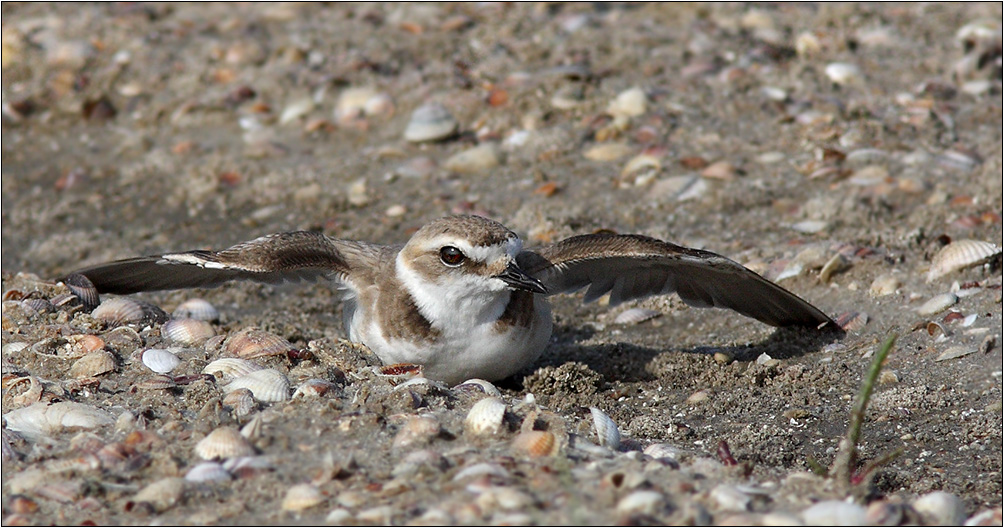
[439,246,466,267]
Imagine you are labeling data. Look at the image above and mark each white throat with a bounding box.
[394,251,511,329]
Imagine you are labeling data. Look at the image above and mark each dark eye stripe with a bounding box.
[439,246,465,266]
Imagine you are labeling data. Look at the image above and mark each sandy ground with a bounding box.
[2,3,1002,525]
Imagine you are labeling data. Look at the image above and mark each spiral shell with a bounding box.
[162,319,215,346]
[512,430,558,457]
[141,348,181,374]
[927,240,1002,282]
[223,369,291,402]
[203,358,264,384]
[589,406,621,450]
[172,298,219,322]
[222,388,256,417]
[195,426,255,460]
[223,328,293,359]
[92,297,168,326]
[464,397,507,436]
[68,350,116,378]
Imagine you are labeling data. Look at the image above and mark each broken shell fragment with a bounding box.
[614,308,661,325]
[135,375,178,390]
[68,350,116,378]
[203,358,264,384]
[3,401,115,440]
[163,319,215,346]
[404,102,457,143]
[142,348,181,374]
[222,388,257,417]
[172,298,219,321]
[916,293,959,315]
[195,426,256,460]
[453,378,502,398]
[223,369,291,402]
[926,240,1002,282]
[185,461,232,483]
[224,328,294,359]
[589,406,621,450]
[464,397,507,436]
[292,378,339,399]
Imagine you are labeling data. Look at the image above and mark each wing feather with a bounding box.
[518,234,834,328]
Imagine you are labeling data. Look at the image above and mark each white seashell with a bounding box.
[935,346,977,362]
[824,62,863,85]
[279,97,314,125]
[961,313,978,327]
[643,443,682,460]
[222,388,256,417]
[172,298,219,321]
[240,414,265,440]
[819,254,850,283]
[453,378,501,398]
[223,369,291,402]
[869,274,901,297]
[195,427,255,460]
[616,490,665,516]
[224,328,293,359]
[444,143,501,174]
[325,509,353,524]
[221,455,273,478]
[404,102,458,143]
[464,397,507,436]
[282,483,324,511]
[926,240,1002,282]
[452,462,510,482]
[162,319,215,346]
[711,484,752,512]
[606,87,647,118]
[4,376,43,408]
[185,462,232,482]
[292,378,338,399]
[3,402,115,440]
[621,154,661,178]
[801,500,868,526]
[363,92,394,118]
[614,308,661,325]
[589,406,620,450]
[791,220,829,234]
[583,142,633,162]
[68,350,116,378]
[916,293,959,315]
[92,297,167,326]
[132,477,187,513]
[142,348,180,374]
[203,358,264,384]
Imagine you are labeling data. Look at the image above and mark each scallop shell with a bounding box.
[92,297,168,326]
[2,401,115,440]
[281,483,324,511]
[464,397,507,436]
[185,462,232,482]
[452,378,502,398]
[614,308,661,325]
[223,369,291,402]
[162,319,215,346]
[142,348,181,374]
[63,273,100,310]
[21,298,54,315]
[172,298,219,322]
[68,350,116,378]
[511,430,558,457]
[222,388,257,417]
[589,406,621,450]
[195,426,255,460]
[403,102,458,143]
[927,240,1002,282]
[292,379,339,399]
[223,328,293,359]
[203,358,265,384]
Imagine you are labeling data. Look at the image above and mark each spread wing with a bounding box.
[68,231,385,295]
[517,234,835,329]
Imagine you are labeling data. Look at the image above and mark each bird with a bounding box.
[69,215,836,385]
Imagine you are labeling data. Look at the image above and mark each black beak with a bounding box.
[496,262,548,294]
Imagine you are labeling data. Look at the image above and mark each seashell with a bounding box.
[63,273,100,310]
[621,154,662,179]
[66,334,106,357]
[926,240,1002,282]
[819,254,851,283]
[92,297,168,326]
[3,401,115,440]
[162,318,215,346]
[801,500,868,526]
[195,426,255,460]
[292,378,339,399]
[141,348,180,374]
[132,477,187,513]
[222,388,256,417]
[643,443,682,460]
[464,397,507,436]
[135,375,177,390]
[3,376,43,408]
[240,414,265,440]
[453,378,501,398]
[334,87,374,123]
[363,92,394,118]
[223,328,293,359]
[222,455,273,479]
[223,369,290,402]
[834,311,869,331]
[606,87,647,119]
[203,358,265,384]
[935,346,977,362]
[916,292,958,315]
[583,142,633,162]
[172,298,219,321]
[711,484,752,512]
[68,350,116,378]
[21,298,54,315]
[452,462,510,482]
[616,490,666,516]
[185,461,232,482]
[589,406,620,450]
[869,274,901,297]
[393,415,441,449]
[279,97,314,125]
[404,102,458,143]
[865,501,905,526]
[282,483,324,511]
[511,430,557,457]
[443,143,501,174]
[378,363,423,378]
[824,62,863,85]
[614,308,661,325]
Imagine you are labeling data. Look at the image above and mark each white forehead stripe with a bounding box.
[423,235,521,263]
